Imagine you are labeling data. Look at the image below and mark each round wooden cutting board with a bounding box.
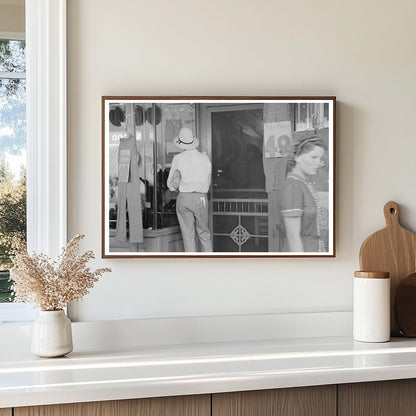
[359,201,416,336]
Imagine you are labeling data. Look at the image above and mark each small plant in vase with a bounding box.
[10,234,111,357]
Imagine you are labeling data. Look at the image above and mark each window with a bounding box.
[0,0,67,323]
[107,102,196,252]
[295,103,329,132]
[0,36,27,306]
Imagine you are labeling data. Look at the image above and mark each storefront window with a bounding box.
[108,102,196,250]
[295,103,329,132]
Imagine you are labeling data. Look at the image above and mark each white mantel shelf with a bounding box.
[2,336,416,408]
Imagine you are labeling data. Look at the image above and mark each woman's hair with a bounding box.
[286,136,325,171]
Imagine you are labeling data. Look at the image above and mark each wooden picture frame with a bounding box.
[102,96,336,258]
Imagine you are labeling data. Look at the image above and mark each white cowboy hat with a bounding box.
[173,127,199,150]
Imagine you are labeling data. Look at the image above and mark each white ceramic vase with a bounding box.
[31,310,73,357]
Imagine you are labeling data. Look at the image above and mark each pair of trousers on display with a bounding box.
[176,192,212,252]
[116,181,143,243]
[115,136,143,244]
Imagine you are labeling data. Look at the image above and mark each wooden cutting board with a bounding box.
[359,201,416,336]
[395,272,416,337]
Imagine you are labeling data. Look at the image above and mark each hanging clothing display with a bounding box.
[116,135,144,244]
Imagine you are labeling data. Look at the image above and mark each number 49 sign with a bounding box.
[264,121,292,158]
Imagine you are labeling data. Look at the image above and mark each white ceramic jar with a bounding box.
[353,271,390,343]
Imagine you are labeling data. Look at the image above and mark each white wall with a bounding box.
[67,0,416,322]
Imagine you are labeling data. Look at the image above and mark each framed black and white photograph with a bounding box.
[102,96,336,257]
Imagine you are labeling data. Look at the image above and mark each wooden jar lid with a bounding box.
[354,271,390,279]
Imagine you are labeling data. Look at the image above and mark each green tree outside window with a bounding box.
[0,38,27,302]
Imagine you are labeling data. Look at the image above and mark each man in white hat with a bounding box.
[167,127,213,252]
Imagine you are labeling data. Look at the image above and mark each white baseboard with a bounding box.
[0,311,352,353]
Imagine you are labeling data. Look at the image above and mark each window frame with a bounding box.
[0,0,67,323]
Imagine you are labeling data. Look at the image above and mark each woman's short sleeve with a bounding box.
[281,179,303,218]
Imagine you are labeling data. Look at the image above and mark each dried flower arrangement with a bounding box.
[10,234,111,311]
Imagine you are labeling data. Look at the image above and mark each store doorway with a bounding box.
[207,105,268,252]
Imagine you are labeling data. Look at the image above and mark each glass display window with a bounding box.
[107,102,196,243]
